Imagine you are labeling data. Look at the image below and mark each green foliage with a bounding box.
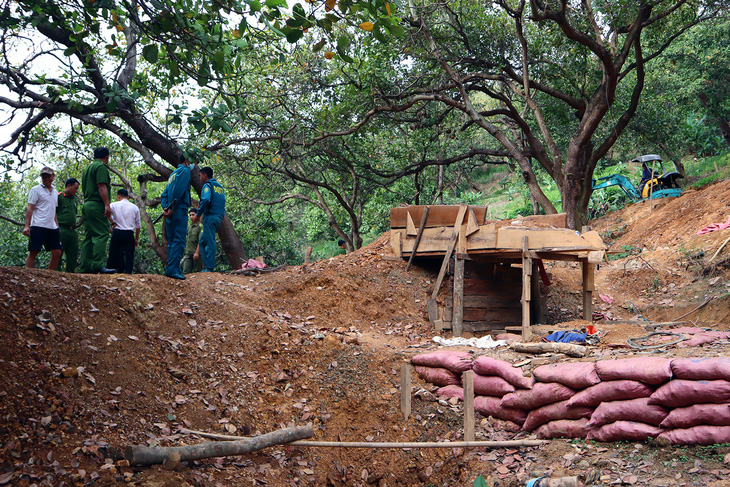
[473,475,489,487]
[607,245,641,261]
[681,113,725,156]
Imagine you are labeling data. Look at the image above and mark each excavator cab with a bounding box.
[634,155,683,199]
[591,154,683,203]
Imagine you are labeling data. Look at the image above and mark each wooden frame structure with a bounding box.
[390,205,606,339]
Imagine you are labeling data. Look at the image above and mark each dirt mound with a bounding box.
[1,180,730,486]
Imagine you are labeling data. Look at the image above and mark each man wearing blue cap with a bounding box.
[191,166,225,272]
[160,154,192,279]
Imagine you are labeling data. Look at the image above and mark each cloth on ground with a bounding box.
[543,330,586,343]
[433,335,507,349]
[697,215,730,235]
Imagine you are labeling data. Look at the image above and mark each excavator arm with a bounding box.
[592,175,640,202]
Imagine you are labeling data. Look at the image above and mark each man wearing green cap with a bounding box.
[78,147,115,274]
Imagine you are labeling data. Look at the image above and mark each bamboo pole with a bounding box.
[180,429,547,448]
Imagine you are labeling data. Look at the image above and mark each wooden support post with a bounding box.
[453,257,465,337]
[463,371,475,442]
[431,205,468,300]
[582,260,595,321]
[521,236,533,342]
[401,364,411,421]
[406,207,429,271]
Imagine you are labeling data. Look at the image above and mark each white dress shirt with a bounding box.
[110,199,141,231]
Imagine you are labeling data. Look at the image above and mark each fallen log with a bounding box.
[181,429,547,448]
[511,342,587,358]
[125,424,313,466]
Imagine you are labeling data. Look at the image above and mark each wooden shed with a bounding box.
[390,205,607,340]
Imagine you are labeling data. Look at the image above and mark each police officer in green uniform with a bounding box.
[78,147,115,274]
[191,167,225,272]
[57,178,80,273]
[181,208,203,274]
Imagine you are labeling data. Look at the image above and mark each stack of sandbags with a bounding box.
[472,357,533,427]
[655,358,730,445]
[411,350,473,390]
[523,362,597,439]
[583,357,670,442]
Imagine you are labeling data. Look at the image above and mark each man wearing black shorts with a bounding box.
[22,166,62,270]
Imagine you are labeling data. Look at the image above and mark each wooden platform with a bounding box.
[390,205,606,339]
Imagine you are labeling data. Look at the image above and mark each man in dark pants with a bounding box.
[78,147,115,274]
[23,166,62,269]
[182,208,203,274]
[191,167,225,272]
[160,154,192,279]
[107,188,141,274]
[57,178,80,272]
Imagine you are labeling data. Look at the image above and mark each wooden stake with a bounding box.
[582,261,595,321]
[406,207,429,271]
[431,205,468,300]
[463,371,475,442]
[125,425,313,466]
[401,364,411,421]
[521,236,533,342]
[452,257,465,337]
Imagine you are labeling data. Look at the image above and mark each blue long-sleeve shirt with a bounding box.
[196,178,225,218]
[160,164,191,210]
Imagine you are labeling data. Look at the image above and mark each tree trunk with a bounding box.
[125,425,313,466]
[219,217,246,269]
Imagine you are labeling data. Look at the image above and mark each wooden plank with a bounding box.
[497,228,598,250]
[406,207,430,271]
[463,295,521,308]
[400,364,411,421]
[587,250,605,264]
[401,227,454,253]
[464,308,522,322]
[391,206,486,229]
[463,279,522,297]
[453,258,465,337]
[390,230,402,257]
[431,205,469,300]
[406,211,418,236]
[463,322,517,333]
[434,320,452,331]
[465,208,479,236]
[521,236,532,342]
[463,371,475,442]
[511,213,568,228]
[581,230,607,250]
[582,261,595,321]
[426,298,439,326]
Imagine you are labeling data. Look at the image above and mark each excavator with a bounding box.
[591,154,683,202]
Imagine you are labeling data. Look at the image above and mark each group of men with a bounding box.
[22,147,226,278]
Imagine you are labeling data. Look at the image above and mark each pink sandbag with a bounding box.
[436,385,464,401]
[474,395,527,425]
[501,382,575,410]
[672,357,730,380]
[532,362,600,389]
[522,399,593,431]
[473,374,515,397]
[567,380,653,408]
[678,333,721,347]
[587,398,669,428]
[473,356,533,389]
[660,403,730,429]
[649,379,730,408]
[534,418,589,439]
[587,421,663,442]
[595,357,672,385]
[411,351,473,373]
[659,425,730,445]
[415,366,460,387]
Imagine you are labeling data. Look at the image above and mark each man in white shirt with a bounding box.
[23,166,62,269]
[106,188,141,274]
